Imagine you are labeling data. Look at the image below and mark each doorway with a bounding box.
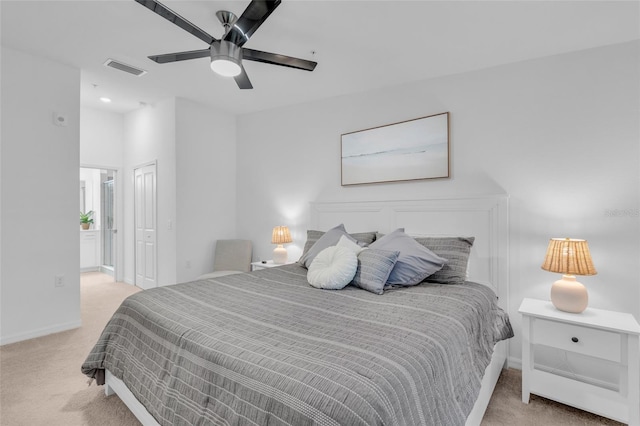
[101,174,116,276]
[80,167,119,281]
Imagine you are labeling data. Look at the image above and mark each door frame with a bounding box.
[80,164,123,282]
[133,161,158,289]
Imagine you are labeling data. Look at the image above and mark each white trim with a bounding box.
[0,320,81,346]
[509,356,523,371]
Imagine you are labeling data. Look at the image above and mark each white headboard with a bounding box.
[310,195,509,309]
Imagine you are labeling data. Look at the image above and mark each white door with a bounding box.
[134,164,157,289]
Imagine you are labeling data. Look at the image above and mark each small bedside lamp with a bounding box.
[541,238,597,313]
[271,226,292,264]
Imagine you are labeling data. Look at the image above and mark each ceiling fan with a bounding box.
[134,0,317,89]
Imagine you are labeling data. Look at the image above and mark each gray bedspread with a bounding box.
[82,263,513,426]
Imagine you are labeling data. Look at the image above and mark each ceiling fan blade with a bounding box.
[242,48,317,71]
[149,49,211,64]
[234,66,253,89]
[224,0,281,47]
[135,0,216,45]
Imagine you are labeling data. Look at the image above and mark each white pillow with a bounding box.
[307,246,357,290]
[336,234,365,256]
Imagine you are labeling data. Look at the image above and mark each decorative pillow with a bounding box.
[307,246,358,290]
[370,229,447,286]
[414,236,474,284]
[298,224,355,268]
[298,225,376,268]
[299,228,377,261]
[300,230,329,259]
[352,249,400,295]
[336,234,365,256]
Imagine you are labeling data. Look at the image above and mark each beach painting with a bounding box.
[341,112,450,186]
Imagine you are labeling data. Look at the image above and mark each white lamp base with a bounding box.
[550,274,588,313]
[273,245,288,264]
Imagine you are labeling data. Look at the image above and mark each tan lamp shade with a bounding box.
[541,238,597,276]
[541,238,596,314]
[271,226,292,264]
[271,226,292,244]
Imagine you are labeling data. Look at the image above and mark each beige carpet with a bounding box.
[0,272,622,426]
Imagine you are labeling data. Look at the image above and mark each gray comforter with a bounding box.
[82,263,513,426]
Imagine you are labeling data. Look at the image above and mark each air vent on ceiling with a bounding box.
[103,59,147,77]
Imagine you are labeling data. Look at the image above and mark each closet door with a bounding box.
[134,163,157,289]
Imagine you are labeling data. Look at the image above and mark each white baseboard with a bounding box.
[123,276,134,285]
[99,266,114,276]
[508,356,522,370]
[0,319,82,346]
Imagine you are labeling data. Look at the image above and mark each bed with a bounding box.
[82,196,513,426]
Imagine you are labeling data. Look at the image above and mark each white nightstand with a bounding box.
[519,298,640,425]
[251,260,292,271]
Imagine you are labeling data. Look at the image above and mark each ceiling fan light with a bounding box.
[211,59,241,77]
[210,40,242,77]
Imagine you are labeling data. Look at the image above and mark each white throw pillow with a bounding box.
[307,246,357,290]
[336,234,365,256]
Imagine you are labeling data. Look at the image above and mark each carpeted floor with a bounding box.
[0,272,623,425]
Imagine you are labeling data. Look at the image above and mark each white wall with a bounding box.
[122,98,177,286]
[121,97,236,286]
[175,98,237,282]
[236,41,640,369]
[0,47,81,344]
[80,107,125,281]
[80,107,124,169]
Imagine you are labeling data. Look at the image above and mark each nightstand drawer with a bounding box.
[532,318,620,362]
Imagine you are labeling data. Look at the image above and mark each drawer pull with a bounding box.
[571,337,579,343]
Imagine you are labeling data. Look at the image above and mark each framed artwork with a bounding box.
[341,112,450,186]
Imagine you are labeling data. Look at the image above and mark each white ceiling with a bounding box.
[2,1,638,115]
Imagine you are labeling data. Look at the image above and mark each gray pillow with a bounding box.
[300,230,328,259]
[370,229,447,286]
[298,224,361,268]
[299,228,377,264]
[347,232,377,245]
[414,236,474,284]
[352,249,400,295]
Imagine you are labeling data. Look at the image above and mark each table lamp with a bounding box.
[541,238,597,313]
[271,226,292,264]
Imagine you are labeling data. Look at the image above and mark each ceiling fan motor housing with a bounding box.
[210,40,242,77]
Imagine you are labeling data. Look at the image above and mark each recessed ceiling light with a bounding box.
[100,97,112,103]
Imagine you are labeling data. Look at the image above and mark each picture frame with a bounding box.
[341,112,450,186]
